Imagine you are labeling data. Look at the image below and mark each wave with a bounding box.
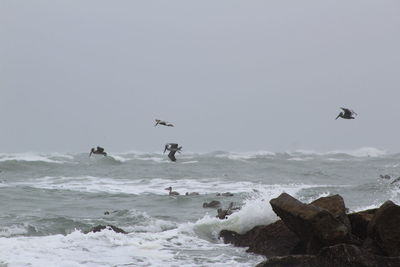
[0,153,66,164]
[290,147,388,158]
[0,147,390,166]
[13,176,265,195]
[0,220,262,267]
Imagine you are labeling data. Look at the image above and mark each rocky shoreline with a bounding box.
[219,193,400,267]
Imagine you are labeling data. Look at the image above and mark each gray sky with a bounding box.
[1,1,400,153]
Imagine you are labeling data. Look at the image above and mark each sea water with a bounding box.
[0,147,399,266]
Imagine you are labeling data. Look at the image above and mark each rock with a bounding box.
[348,208,377,240]
[367,201,400,256]
[310,194,351,229]
[203,200,221,208]
[256,243,400,267]
[270,193,351,254]
[220,220,303,257]
[85,225,127,234]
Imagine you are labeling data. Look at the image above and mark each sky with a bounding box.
[1,1,400,153]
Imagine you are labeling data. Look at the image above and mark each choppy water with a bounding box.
[0,147,399,266]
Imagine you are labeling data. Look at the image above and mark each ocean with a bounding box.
[0,147,399,266]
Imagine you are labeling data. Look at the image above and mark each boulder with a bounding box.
[220,220,302,257]
[348,208,377,240]
[256,243,400,267]
[367,201,400,256]
[270,193,351,254]
[85,225,127,234]
[311,194,351,229]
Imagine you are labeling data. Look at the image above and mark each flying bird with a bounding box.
[335,108,357,120]
[155,119,174,127]
[89,146,107,157]
[164,143,182,162]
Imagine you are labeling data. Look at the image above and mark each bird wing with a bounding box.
[168,151,177,161]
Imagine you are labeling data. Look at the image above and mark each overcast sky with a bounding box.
[1,1,399,153]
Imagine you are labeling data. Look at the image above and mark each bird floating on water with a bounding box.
[164,143,182,162]
[165,186,180,196]
[335,107,357,120]
[155,119,174,127]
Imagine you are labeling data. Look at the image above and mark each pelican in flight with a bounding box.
[164,143,182,162]
[336,108,357,120]
[155,119,174,127]
[89,146,107,157]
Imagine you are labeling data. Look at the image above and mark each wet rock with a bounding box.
[220,220,302,257]
[310,194,351,229]
[256,243,400,267]
[85,225,127,234]
[348,208,377,240]
[270,193,351,254]
[367,201,400,256]
[203,200,221,208]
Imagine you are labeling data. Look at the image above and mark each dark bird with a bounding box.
[164,143,182,162]
[89,146,107,157]
[165,186,180,196]
[185,192,200,196]
[336,107,357,120]
[155,119,174,127]
[216,192,234,197]
[203,200,221,208]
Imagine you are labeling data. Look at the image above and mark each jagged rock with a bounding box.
[348,208,377,240]
[311,194,351,229]
[367,201,400,256]
[85,225,127,234]
[256,243,400,267]
[219,220,302,257]
[270,193,351,254]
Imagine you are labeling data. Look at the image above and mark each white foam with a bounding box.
[0,230,174,267]
[0,225,262,267]
[187,183,322,237]
[215,151,276,160]
[0,226,28,237]
[107,155,129,163]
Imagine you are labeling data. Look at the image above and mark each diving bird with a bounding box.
[336,107,357,120]
[155,119,174,127]
[165,186,180,196]
[164,143,182,162]
[89,146,107,157]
